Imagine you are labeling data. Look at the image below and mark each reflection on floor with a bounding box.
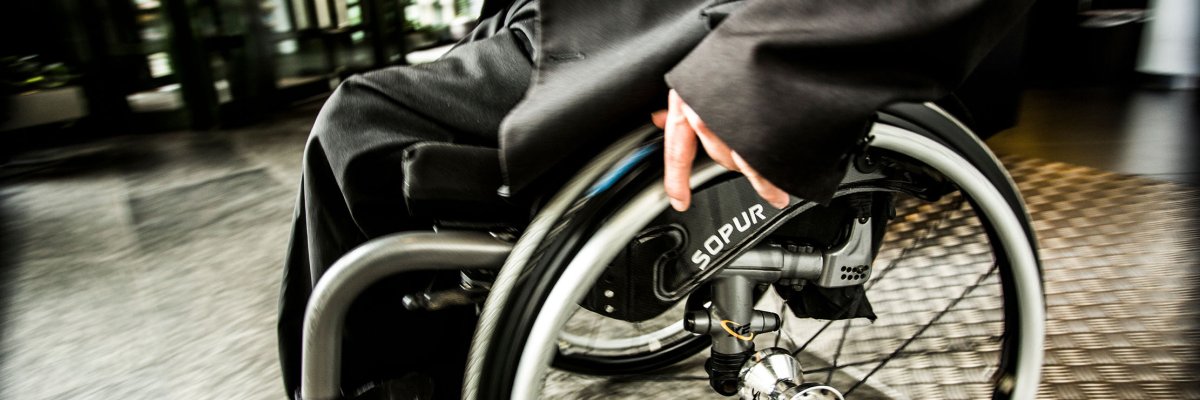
[0,90,1196,399]
[988,88,1198,185]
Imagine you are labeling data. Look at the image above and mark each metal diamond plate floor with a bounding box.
[1004,156,1199,399]
[544,155,1200,399]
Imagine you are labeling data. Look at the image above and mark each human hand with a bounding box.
[653,89,790,212]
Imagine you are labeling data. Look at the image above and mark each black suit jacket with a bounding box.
[493,0,1033,203]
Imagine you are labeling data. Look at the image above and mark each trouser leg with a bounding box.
[278,2,539,397]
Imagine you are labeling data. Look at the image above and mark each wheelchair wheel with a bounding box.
[470,111,1044,399]
[769,190,1023,399]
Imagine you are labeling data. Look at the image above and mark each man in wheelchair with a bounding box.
[278,1,1042,399]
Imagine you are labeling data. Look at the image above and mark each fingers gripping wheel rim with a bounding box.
[476,124,1043,400]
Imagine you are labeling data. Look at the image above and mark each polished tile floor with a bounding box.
[0,89,1196,399]
[0,107,311,399]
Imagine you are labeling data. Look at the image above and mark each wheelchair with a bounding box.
[295,102,1045,400]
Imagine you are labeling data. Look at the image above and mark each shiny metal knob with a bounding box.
[738,348,844,400]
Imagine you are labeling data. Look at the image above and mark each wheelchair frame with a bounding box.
[297,103,1046,400]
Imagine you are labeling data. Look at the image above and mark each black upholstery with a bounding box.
[401,142,527,228]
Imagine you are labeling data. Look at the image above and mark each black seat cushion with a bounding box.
[402,142,528,228]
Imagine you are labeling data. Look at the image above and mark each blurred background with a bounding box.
[0,0,483,140]
[0,0,1196,399]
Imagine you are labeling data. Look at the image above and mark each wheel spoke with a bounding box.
[776,193,1015,398]
[843,261,1000,396]
[802,334,1001,374]
[826,319,854,385]
[790,195,965,357]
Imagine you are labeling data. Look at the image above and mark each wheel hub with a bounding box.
[738,348,845,400]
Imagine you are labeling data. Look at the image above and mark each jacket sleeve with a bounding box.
[665,0,1033,204]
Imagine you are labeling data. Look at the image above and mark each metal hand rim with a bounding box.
[557,320,686,353]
